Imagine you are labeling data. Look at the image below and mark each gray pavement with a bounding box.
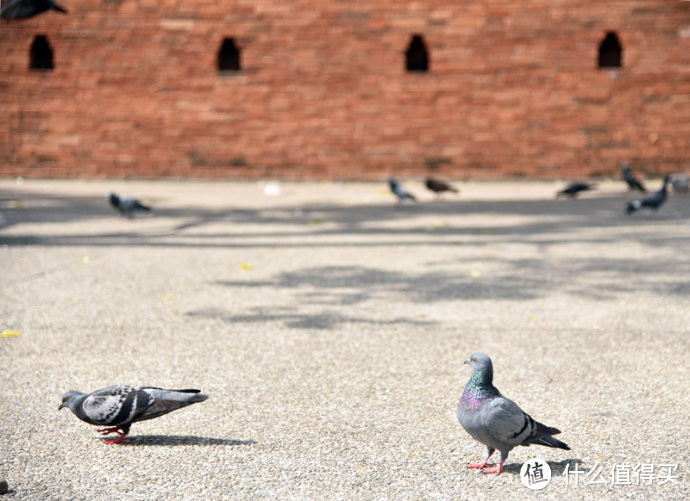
[0,178,688,500]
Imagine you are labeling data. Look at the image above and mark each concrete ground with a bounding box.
[0,178,688,500]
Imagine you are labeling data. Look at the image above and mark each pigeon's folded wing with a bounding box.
[81,387,133,425]
[134,387,208,422]
[482,395,534,447]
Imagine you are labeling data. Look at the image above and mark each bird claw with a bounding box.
[482,463,504,475]
[103,436,129,445]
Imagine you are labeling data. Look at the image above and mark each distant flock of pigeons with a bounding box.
[109,163,687,219]
[389,162,688,216]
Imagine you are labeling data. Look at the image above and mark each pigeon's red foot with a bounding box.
[103,435,129,445]
[96,427,129,444]
[482,462,505,475]
[468,458,493,469]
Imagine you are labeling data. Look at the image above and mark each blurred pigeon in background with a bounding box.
[621,162,646,192]
[556,181,595,198]
[388,176,417,204]
[1,0,67,20]
[457,352,570,475]
[59,385,209,444]
[108,192,151,218]
[626,175,670,215]
[425,177,459,196]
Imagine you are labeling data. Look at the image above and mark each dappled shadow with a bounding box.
[120,435,256,447]
[211,259,690,307]
[187,306,434,329]
[191,255,690,329]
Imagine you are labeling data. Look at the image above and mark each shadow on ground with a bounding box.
[188,305,435,330]
[120,435,256,447]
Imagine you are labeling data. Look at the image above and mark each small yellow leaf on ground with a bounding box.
[468,269,482,278]
[529,316,538,322]
[433,220,449,228]
[78,256,90,264]
[0,329,21,338]
[8,200,24,209]
[163,294,177,301]
[239,263,255,270]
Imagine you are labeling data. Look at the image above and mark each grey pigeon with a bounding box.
[556,181,595,198]
[388,176,417,204]
[626,175,670,215]
[1,0,67,20]
[669,173,689,194]
[108,192,151,218]
[59,385,209,444]
[621,162,647,192]
[425,177,459,196]
[457,352,569,475]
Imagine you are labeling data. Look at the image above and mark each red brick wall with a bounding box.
[1,1,689,180]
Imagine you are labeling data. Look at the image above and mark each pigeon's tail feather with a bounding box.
[49,0,68,14]
[133,201,151,212]
[527,422,570,450]
[535,421,561,437]
[171,389,209,403]
[626,201,639,215]
[534,435,570,451]
[161,388,209,403]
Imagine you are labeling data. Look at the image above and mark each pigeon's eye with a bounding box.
[472,358,477,362]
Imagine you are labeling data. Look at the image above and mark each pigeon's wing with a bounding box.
[1,0,67,19]
[132,387,208,422]
[47,0,67,14]
[79,385,146,425]
[642,189,666,209]
[1,0,34,20]
[117,195,136,211]
[481,394,536,448]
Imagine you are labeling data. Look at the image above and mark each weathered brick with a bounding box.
[0,1,688,180]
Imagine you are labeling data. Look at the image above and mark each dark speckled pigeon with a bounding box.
[1,0,67,20]
[425,177,459,196]
[108,192,151,218]
[556,181,595,198]
[457,352,569,475]
[59,385,209,444]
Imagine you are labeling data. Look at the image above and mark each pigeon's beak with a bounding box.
[58,402,66,411]
[464,359,470,365]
